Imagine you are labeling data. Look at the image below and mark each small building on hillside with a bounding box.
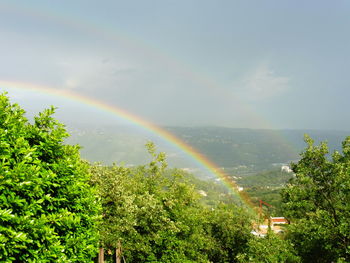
[270,217,289,226]
[270,217,289,234]
[252,217,290,237]
[281,165,293,173]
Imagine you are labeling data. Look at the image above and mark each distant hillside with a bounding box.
[165,127,349,169]
[65,124,349,173]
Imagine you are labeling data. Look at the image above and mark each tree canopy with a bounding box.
[281,135,350,262]
[91,142,254,263]
[0,93,99,262]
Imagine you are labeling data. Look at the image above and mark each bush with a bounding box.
[0,94,99,262]
[281,135,350,262]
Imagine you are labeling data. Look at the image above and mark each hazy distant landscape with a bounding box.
[66,124,348,173]
[65,124,350,217]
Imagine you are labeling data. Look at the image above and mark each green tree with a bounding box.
[91,142,254,263]
[0,94,99,262]
[281,135,350,262]
[204,204,252,263]
[91,143,208,262]
[237,233,300,263]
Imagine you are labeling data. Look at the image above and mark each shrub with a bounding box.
[0,93,99,262]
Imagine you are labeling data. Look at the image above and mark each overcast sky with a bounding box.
[1,1,350,130]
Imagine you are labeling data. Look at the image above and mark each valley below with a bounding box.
[65,124,349,214]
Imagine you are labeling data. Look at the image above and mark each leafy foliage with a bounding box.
[204,204,252,262]
[91,142,253,263]
[0,94,99,262]
[281,135,350,262]
[237,233,300,263]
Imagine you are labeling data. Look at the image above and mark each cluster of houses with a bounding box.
[251,217,290,237]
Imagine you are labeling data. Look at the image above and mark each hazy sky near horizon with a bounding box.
[1,1,350,130]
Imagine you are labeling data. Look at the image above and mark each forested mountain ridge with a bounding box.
[66,124,349,170]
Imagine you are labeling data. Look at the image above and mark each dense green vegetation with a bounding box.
[0,94,99,262]
[237,233,300,263]
[281,135,350,262]
[1,93,350,262]
[91,142,254,262]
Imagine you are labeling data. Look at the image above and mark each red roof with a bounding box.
[270,217,289,224]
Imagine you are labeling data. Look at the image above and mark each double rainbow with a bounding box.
[0,81,255,210]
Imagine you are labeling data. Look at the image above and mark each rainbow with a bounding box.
[0,3,300,157]
[0,4,297,213]
[0,2,269,129]
[0,2,299,151]
[0,81,256,210]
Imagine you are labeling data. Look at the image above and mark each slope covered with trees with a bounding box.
[66,125,349,171]
[1,93,350,262]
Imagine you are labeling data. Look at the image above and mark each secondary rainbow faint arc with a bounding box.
[0,80,255,210]
[0,2,268,128]
[1,3,299,154]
